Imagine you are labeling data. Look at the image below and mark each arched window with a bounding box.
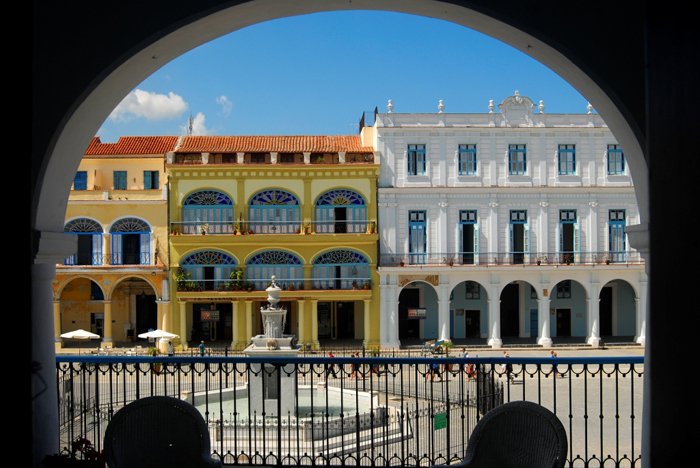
[313,249,370,290]
[64,218,103,265]
[180,250,237,291]
[248,189,300,234]
[110,218,151,265]
[315,189,367,233]
[182,190,234,234]
[246,250,303,289]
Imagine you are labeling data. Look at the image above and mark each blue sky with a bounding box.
[97,11,589,142]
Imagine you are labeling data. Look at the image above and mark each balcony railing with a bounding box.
[380,251,645,267]
[63,253,154,267]
[177,277,372,292]
[55,354,643,467]
[171,220,376,236]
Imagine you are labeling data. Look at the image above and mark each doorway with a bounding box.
[399,288,421,340]
[599,287,613,336]
[464,310,480,338]
[500,283,520,337]
[556,309,572,337]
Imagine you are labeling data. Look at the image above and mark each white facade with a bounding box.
[366,92,647,349]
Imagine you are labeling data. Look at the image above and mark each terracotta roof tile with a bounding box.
[176,135,373,153]
[85,136,179,156]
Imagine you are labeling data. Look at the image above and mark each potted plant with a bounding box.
[42,437,105,467]
[230,267,245,290]
[363,281,372,290]
[199,223,209,235]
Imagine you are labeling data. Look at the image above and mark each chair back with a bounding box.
[103,396,222,468]
[464,400,567,468]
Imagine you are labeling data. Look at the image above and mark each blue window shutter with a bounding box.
[92,233,102,265]
[74,171,87,190]
[473,224,480,265]
[140,233,150,265]
[111,233,122,265]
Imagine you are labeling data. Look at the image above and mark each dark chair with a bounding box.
[103,396,223,468]
[434,400,567,468]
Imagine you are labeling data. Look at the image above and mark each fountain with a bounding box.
[185,277,407,455]
[243,276,300,417]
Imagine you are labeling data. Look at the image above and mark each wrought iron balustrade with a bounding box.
[171,220,377,236]
[380,251,645,267]
[176,277,372,292]
[55,354,643,467]
[63,253,154,267]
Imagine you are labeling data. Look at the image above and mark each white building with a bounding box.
[362,92,647,349]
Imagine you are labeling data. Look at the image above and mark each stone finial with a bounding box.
[387,100,394,113]
[587,102,594,114]
[438,100,445,113]
[488,100,495,113]
[267,276,281,307]
[538,100,545,113]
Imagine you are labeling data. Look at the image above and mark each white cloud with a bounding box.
[216,95,233,116]
[109,89,188,122]
[182,112,210,135]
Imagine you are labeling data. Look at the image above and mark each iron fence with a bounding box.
[55,355,643,467]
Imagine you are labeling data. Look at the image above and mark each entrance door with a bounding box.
[122,233,141,265]
[599,287,613,336]
[135,294,157,337]
[556,309,572,337]
[500,283,520,337]
[334,207,347,233]
[336,302,355,339]
[399,289,421,340]
[464,310,480,338]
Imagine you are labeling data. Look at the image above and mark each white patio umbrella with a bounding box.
[137,329,179,341]
[60,329,100,354]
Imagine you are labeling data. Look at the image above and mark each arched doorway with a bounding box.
[398,281,438,343]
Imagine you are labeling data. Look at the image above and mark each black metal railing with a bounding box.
[55,355,643,467]
[380,251,645,267]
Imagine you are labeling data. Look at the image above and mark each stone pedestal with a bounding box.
[244,277,300,418]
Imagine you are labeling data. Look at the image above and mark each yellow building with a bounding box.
[166,134,380,350]
[53,136,175,352]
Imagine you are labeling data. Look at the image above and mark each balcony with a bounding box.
[62,253,156,267]
[171,220,377,236]
[379,251,645,268]
[176,277,372,292]
[55,353,643,467]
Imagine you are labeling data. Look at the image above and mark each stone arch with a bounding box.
[449,280,489,340]
[549,278,588,339]
[599,278,639,338]
[397,279,439,341]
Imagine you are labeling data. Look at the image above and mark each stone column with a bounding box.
[438,282,450,342]
[363,298,371,347]
[311,299,319,349]
[387,283,400,348]
[587,280,601,347]
[53,300,62,352]
[537,290,553,347]
[487,282,502,348]
[178,301,187,345]
[297,299,306,345]
[231,300,240,349]
[102,300,112,347]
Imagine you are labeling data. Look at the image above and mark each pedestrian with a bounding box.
[501,351,514,383]
[370,351,381,377]
[327,352,337,378]
[548,350,559,378]
[349,352,359,380]
[199,340,205,356]
[167,342,174,356]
